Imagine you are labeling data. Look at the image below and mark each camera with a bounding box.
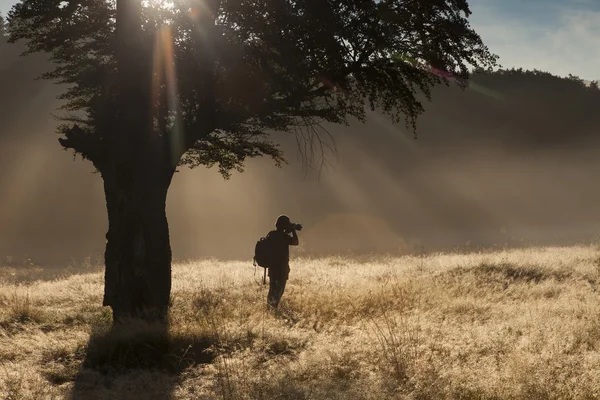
[290,223,303,231]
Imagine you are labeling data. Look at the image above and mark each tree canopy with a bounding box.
[9,0,498,176]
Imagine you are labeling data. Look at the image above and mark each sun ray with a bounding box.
[152,25,184,167]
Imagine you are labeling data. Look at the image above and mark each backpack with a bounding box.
[254,234,274,269]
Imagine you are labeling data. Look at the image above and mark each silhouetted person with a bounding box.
[266,215,299,310]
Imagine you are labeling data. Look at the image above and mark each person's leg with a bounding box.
[278,279,287,304]
[267,278,277,310]
[272,278,287,308]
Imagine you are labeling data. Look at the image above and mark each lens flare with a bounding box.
[392,53,505,101]
[152,25,184,167]
[317,54,503,102]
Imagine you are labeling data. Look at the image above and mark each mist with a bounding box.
[1,43,600,265]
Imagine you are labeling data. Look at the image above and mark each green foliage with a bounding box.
[8,0,497,175]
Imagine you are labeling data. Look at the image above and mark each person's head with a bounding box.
[275,215,291,231]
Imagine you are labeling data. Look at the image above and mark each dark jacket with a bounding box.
[266,230,295,280]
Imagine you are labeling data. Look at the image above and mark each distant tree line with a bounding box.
[422,68,600,149]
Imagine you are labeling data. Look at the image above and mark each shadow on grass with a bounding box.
[68,318,217,400]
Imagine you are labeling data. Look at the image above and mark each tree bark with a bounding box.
[102,160,174,322]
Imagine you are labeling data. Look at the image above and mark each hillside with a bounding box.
[2,246,600,399]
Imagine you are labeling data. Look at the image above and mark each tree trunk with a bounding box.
[102,161,174,322]
[103,0,175,322]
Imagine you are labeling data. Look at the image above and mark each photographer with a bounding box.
[265,215,300,310]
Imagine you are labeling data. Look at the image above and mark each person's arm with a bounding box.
[289,228,299,246]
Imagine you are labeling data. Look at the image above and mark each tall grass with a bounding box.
[1,246,600,399]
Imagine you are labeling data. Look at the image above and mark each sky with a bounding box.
[468,0,600,81]
[1,0,599,80]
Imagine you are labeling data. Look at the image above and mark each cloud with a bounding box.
[470,3,600,80]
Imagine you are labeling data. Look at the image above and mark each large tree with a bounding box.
[8,0,497,320]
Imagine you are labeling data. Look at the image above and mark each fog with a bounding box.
[1,48,600,265]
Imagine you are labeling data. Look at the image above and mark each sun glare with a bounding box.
[143,0,205,19]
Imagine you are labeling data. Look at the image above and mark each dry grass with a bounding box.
[2,246,600,399]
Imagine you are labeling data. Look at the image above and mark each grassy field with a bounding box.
[2,246,600,399]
